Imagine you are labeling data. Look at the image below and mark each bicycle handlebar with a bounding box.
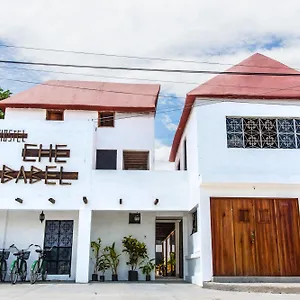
[9,244,33,253]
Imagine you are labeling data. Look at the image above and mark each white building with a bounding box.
[170,53,300,285]
[0,81,189,283]
[1,53,300,286]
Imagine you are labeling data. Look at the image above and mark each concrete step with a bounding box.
[203,281,300,294]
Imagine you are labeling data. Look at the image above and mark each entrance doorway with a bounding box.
[210,198,300,276]
[155,219,183,279]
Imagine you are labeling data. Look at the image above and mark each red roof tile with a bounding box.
[0,80,160,112]
[170,53,300,161]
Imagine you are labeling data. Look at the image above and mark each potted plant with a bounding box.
[103,242,121,281]
[122,235,148,281]
[98,254,110,282]
[139,257,155,281]
[91,238,102,281]
[168,252,176,276]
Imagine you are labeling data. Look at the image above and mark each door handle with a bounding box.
[250,231,255,244]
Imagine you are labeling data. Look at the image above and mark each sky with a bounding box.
[1,0,300,169]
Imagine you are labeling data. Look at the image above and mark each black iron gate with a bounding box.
[44,220,74,275]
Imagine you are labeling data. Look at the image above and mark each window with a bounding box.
[96,150,117,170]
[98,112,114,127]
[191,210,198,234]
[123,151,149,170]
[184,139,188,170]
[177,160,181,170]
[44,220,73,275]
[226,117,300,149]
[46,110,64,121]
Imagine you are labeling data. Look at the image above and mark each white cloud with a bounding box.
[161,115,177,132]
[155,140,174,170]
[1,0,300,97]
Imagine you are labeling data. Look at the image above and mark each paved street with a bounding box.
[0,283,299,300]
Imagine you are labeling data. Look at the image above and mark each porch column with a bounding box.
[75,209,92,283]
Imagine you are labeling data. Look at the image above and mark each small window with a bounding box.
[123,151,149,170]
[98,112,114,127]
[177,160,181,170]
[192,210,198,234]
[46,110,64,121]
[129,213,141,224]
[96,150,117,170]
[184,139,187,170]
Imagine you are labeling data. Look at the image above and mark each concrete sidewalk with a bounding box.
[0,283,300,300]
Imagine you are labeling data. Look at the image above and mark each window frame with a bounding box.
[191,209,198,235]
[123,150,149,170]
[46,110,64,121]
[95,149,117,170]
[98,111,115,127]
[226,116,300,149]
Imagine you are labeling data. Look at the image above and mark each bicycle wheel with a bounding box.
[20,260,27,282]
[30,261,39,284]
[41,261,47,281]
[0,260,7,282]
[10,262,18,284]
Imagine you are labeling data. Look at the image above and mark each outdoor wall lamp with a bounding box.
[39,211,45,223]
[83,197,88,204]
[154,198,159,205]
[119,198,123,205]
[48,198,55,204]
[15,198,23,204]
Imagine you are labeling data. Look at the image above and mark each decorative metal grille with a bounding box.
[44,220,74,275]
[226,117,300,149]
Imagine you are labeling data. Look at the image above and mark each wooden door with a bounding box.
[211,198,300,277]
[210,199,236,276]
[232,199,256,276]
[254,199,280,276]
[275,199,300,276]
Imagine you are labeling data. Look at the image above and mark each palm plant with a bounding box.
[103,242,121,281]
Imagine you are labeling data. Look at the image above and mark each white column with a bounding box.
[75,209,92,283]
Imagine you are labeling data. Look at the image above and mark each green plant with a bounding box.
[139,257,155,276]
[0,87,12,119]
[122,235,148,271]
[103,242,121,275]
[168,252,176,267]
[97,254,110,275]
[91,238,102,274]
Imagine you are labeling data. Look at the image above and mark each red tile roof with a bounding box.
[0,80,161,112]
[169,53,300,161]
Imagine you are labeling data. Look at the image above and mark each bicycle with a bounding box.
[30,245,54,284]
[0,246,12,282]
[10,244,33,284]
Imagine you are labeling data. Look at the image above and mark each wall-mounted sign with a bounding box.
[0,130,28,142]
[22,144,70,163]
[0,143,78,185]
[0,165,78,185]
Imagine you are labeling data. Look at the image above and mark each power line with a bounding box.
[1,59,300,76]
[0,43,298,71]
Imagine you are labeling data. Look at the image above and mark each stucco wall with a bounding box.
[90,211,156,281]
[0,210,78,281]
[196,100,300,184]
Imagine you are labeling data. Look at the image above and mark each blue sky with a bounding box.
[1,0,300,166]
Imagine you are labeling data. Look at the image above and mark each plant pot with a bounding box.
[99,275,105,282]
[128,270,138,281]
[145,275,151,281]
[112,274,118,281]
[92,274,98,281]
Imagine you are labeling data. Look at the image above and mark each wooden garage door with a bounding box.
[211,198,300,276]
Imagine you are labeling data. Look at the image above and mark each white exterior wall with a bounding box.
[0,210,78,281]
[176,99,300,286]
[90,211,156,281]
[0,108,189,283]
